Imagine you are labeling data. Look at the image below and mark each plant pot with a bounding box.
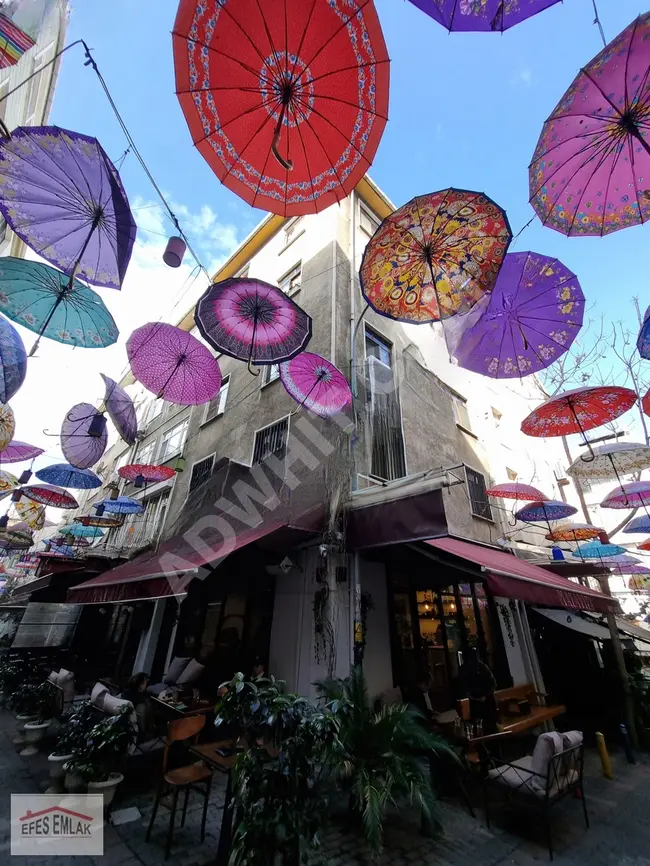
[46,752,73,794]
[20,720,52,756]
[13,713,38,746]
[88,772,124,808]
[63,764,86,794]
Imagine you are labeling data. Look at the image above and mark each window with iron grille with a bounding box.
[204,376,230,423]
[189,455,215,494]
[278,262,301,295]
[110,490,170,550]
[135,440,156,465]
[359,201,380,237]
[466,467,493,521]
[253,418,288,465]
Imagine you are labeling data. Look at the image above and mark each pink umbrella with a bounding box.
[485,482,548,501]
[118,464,175,487]
[0,440,44,463]
[127,323,221,405]
[61,402,108,470]
[101,374,137,446]
[279,352,352,418]
[20,484,79,509]
[530,13,650,237]
[601,481,650,511]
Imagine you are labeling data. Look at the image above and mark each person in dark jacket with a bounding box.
[458,647,498,733]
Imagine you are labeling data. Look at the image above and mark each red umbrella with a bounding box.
[172,0,389,216]
[118,464,175,487]
[485,482,548,501]
[521,386,637,451]
[20,484,79,509]
[642,388,650,418]
[78,514,124,529]
[637,539,650,551]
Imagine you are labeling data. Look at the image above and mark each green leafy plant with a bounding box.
[316,666,457,857]
[65,707,136,783]
[0,653,42,695]
[52,701,98,756]
[215,674,339,866]
[8,681,55,721]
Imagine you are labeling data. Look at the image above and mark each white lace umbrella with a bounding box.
[567,442,650,484]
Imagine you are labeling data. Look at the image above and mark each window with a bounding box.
[261,364,280,386]
[365,328,391,366]
[189,455,215,494]
[491,407,502,427]
[453,397,472,434]
[253,418,289,465]
[135,440,156,465]
[111,490,170,550]
[157,419,188,463]
[145,400,163,426]
[278,262,301,295]
[26,44,54,126]
[466,467,493,521]
[203,376,230,423]
[506,467,518,482]
[115,450,131,471]
[359,202,380,237]
[283,217,302,246]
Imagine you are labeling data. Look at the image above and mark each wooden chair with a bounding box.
[145,715,213,860]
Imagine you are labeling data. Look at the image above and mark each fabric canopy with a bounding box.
[532,607,611,640]
[425,537,618,613]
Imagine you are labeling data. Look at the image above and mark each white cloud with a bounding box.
[511,68,533,88]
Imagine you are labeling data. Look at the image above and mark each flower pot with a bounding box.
[20,720,52,756]
[88,772,124,808]
[63,763,86,794]
[46,752,73,793]
[13,713,37,746]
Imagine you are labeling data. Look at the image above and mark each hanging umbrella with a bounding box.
[118,464,175,485]
[46,545,77,558]
[173,0,389,216]
[0,528,32,550]
[642,389,650,419]
[567,442,650,487]
[529,13,650,237]
[20,484,79,509]
[638,538,650,550]
[78,514,124,529]
[514,500,577,523]
[195,279,312,367]
[406,0,561,32]
[0,258,119,356]
[0,440,44,463]
[13,499,45,530]
[0,13,35,69]
[601,481,650,510]
[520,386,637,450]
[279,352,352,418]
[0,402,15,452]
[486,482,548,501]
[606,554,642,567]
[637,306,650,360]
[61,402,108,470]
[545,522,603,542]
[35,463,102,490]
[127,322,222,405]
[0,126,136,287]
[101,374,137,446]
[628,574,650,589]
[0,313,26,403]
[93,496,143,515]
[0,469,18,494]
[359,189,511,323]
[572,541,627,559]
[451,251,584,378]
[623,516,650,535]
[62,523,105,539]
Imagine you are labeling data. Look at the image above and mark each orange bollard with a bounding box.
[595,731,613,780]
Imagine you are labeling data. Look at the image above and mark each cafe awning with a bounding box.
[424,537,618,614]
[532,607,612,640]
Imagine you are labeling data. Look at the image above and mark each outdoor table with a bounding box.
[190,739,241,866]
[149,694,215,718]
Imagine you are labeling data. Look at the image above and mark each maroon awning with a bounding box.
[425,537,618,614]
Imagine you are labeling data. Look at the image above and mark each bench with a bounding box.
[494,684,565,735]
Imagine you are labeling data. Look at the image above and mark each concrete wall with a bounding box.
[359,557,393,700]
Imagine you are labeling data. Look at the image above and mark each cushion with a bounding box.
[102,694,133,716]
[561,730,583,750]
[488,765,540,796]
[530,731,563,779]
[163,656,191,685]
[146,682,167,697]
[90,682,108,709]
[176,659,205,686]
[57,669,75,703]
[48,670,59,684]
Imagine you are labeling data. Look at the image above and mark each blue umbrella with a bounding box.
[35,463,101,490]
[515,500,578,523]
[622,515,650,534]
[47,544,77,557]
[637,305,650,360]
[62,523,104,539]
[572,541,627,560]
[93,496,143,515]
[0,314,26,403]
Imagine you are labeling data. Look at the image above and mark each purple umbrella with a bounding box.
[407,0,560,32]
[61,402,108,469]
[127,322,222,405]
[0,126,136,288]
[280,352,352,418]
[101,374,137,446]
[195,278,312,370]
[515,499,578,523]
[0,440,43,464]
[451,252,584,378]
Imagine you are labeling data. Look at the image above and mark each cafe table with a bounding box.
[190,739,241,866]
[149,693,214,718]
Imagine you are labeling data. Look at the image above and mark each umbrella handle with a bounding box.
[247,358,261,377]
[271,107,293,171]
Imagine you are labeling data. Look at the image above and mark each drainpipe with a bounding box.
[348,191,361,667]
[330,236,337,363]
[349,190,357,406]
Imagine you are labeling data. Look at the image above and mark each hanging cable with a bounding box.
[591,0,607,48]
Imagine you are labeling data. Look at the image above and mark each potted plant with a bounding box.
[7,681,54,752]
[65,707,136,805]
[47,701,97,793]
[0,653,42,704]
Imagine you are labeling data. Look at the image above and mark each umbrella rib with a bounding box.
[172,33,263,81]
[301,0,377,73]
[288,0,319,82]
[0,140,87,211]
[252,0,284,76]
[302,59,390,90]
[302,90,389,121]
[292,90,373,168]
[198,2,279,81]
[292,105,319,211]
[290,96,347,199]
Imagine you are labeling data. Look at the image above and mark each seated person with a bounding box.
[120,672,150,736]
[457,647,498,734]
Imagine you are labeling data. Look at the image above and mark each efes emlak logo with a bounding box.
[19,805,93,838]
[11,795,104,855]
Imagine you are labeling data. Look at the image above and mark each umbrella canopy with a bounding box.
[127,322,222,405]
[628,574,650,589]
[567,442,650,483]
[0,13,35,68]
[93,496,143,515]
[13,499,45,530]
[279,352,352,418]
[545,522,603,542]
[0,126,136,287]
[0,469,18,493]
[521,386,637,439]
[407,0,560,32]
[195,279,312,366]
[529,13,650,237]
[637,306,650,360]
[35,463,101,490]
[101,374,137,446]
[61,402,108,470]
[0,440,44,463]
[173,0,389,216]
[642,389,650,419]
[485,482,548,501]
[359,189,511,323]
[62,523,104,539]
[20,484,79,509]
[601,481,650,510]
[78,514,123,529]
[637,538,650,550]
[572,541,627,559]
[0,402,15,452]
[0,313,26,403]
[0,257,119,355]
[623,516,650,535]
[451,251,584,378]
[46,545,76,558]
[0,528,32,550]
[514,500,577,523]
[118,464,175,484]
